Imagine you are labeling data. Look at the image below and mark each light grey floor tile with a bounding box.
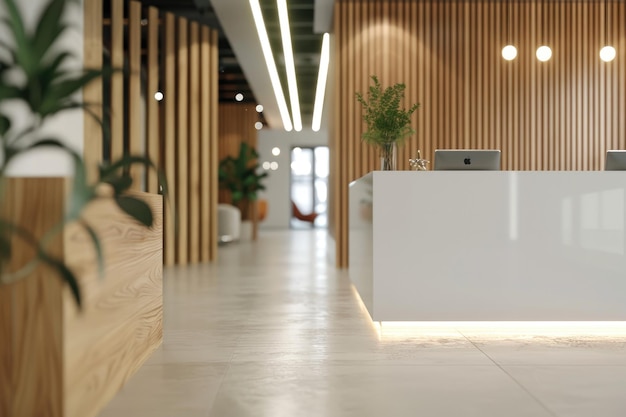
[98,362,229,417]
[209,363,552,417]
[503,365,626,417]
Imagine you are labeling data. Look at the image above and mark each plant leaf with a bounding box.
[0,84,23,101]
[0,219,81,308]
[1,1,36,76]
[105,174,133,194]
[0,232,11,260]
[115,195,153,227]
[40,253,81,308]
[26,139,95,220]
[49,69,103,100]
[78,219,104,280]
[0,113,11,136]
[33,0,66,61]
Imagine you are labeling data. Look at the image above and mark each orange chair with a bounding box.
[291,200,318,224]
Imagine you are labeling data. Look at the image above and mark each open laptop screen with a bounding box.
[605,150,626,171]
[434,149,501,171]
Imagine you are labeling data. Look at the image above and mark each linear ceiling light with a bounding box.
[277,0,302,131]
[312,33,330,132]
[249,0,293,131]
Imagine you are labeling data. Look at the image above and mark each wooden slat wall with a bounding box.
[128,1,143,189]
[83,0,103,183]
[208,30,220,261]
[189,23,201,264]
[333,0,626,267]
[218,103,259,205]
[110,0,124,162]
[147,6,160,194]
[176,18,190,265]
[163,13,177,266]
[159,16,219,265]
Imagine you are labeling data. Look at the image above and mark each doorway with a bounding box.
[290,146,329,228]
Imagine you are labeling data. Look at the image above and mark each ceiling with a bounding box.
[138,0,334,130]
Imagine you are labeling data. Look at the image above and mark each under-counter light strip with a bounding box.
[277,0,302,132]
[312,33,330,132]
[249,0,293,131]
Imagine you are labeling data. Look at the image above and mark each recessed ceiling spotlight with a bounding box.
[256,104,264,113]
[600,46,616,62]
[501,45,517,61]
[255,122,263,130]
[272,147,281,156]
[270,162,279,170]
[262,161,271,170]
[154,91,164,101]
[536,45,552,62]
[235,93,244,102]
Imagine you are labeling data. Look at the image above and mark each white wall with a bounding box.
[0,0,84,177]
[257,128,329,229]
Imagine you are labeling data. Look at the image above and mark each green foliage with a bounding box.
[218,143,268,219]
[0,0,166,309]
[355,75,420,147]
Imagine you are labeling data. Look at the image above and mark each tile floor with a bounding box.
[99,230,626,417]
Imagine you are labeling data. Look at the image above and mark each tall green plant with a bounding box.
[218,142,268,220]
[0,0,167,308]
[355,75,420,146]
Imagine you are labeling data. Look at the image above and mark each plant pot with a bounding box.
[380,142,398,170]
[0,178,163,417]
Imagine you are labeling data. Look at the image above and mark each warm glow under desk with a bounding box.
[349,171,626,321]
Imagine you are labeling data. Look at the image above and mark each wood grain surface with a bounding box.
[1,178,66,417]
[64,191,163,417]
[1,180,163,417]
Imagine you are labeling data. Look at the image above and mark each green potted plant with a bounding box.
[0,0,165,307]
[218,142,268,232]
[356,75,420,170]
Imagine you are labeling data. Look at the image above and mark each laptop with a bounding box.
[605,150,626,171]
[434,149,501,171]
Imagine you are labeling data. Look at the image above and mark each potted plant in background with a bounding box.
[218,142,268,240]
[356,75,420,170]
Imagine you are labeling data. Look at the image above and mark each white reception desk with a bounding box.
[349,171,626,321]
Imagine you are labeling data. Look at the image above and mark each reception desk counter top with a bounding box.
[349,171,626,321]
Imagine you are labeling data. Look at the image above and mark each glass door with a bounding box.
[290,146,329,228]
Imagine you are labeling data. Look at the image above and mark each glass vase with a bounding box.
[380,142,397,171]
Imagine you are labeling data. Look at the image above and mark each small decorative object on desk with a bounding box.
[409,150,430,171]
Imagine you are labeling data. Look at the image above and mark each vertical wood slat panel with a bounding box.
[83,0,103,183]
[200,27,211,262]
[163,13,177,266]
[188,22,200,263]
[333,0,626,267]
[209,30,219,260]
[110,0,124,162]
[177,18,189,265]
[0,179,65,417]
[129,1,143,190]
[146,7,160,194]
